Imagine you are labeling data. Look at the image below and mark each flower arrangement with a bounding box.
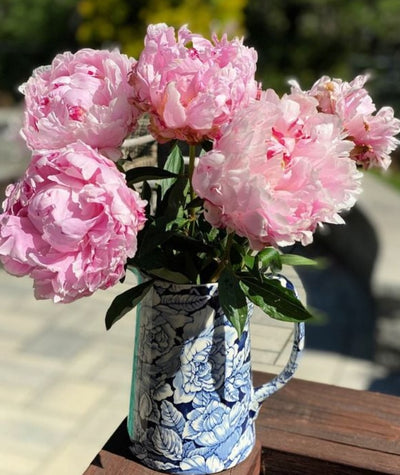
[0,23,399,335]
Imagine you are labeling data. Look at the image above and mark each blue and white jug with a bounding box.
[127,277,304,474]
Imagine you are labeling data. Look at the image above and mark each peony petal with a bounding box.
[163,83,186,128]
[21,48,140,154]
[0,142,147,303]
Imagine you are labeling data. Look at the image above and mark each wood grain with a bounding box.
[253,372,400,474]
[84,372,400,474]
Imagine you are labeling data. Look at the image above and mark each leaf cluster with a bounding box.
[106,143,315,334]
[126,144,228,285]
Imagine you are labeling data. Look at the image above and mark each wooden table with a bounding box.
[84,371,400,474]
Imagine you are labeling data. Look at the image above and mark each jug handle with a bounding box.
[253,321,305,404]
[252,275,306,405]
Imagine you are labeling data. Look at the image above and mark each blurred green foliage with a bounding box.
[0,0,79,101]
[245,0,400,108]
[1,0,400,112]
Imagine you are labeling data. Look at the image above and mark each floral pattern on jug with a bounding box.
[128,277,304,474]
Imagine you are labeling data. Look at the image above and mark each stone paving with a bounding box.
[0,107,28,184]
[0,109,399,474]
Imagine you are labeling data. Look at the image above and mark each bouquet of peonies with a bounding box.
[1,23,399,334]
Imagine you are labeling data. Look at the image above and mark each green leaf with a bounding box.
[166,233,214,253]
[183,250,200,283]
[243,253,262,279]
[165,144,184,173]
[133,247,166,271]
[165,218,190,231]
[147,268,190,283]
[161,144,184,199]
[230,242,245,268]
[186,196,204,209]
[219,267,248,336]
[201,140,213,152]
[280,254,318,267]
[125,166,177,185]
[136,224,176,260]
[105,280,153,330]
[243,254,254,267]
[199,259,219,284]
[239,274,313,323]
[160,175,188,221]
[141,181,152,215]
[141,180,152,201]
[207,226,220,242]
[257,247,282,271]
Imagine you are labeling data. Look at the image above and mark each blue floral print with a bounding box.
[128,278,304,474]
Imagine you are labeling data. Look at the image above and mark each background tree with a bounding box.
[244,0,400,110]
[0,0,78,101]
[1,0,400,113]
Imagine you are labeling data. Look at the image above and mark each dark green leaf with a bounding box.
[147,268,190,283]
[125,166,177,185]
[133,247,167,271]
[166,233,214,253]
[201,140,213,152]
[116,159,125,173]
[186,196,204,209]
[199,259,219,283]
[240,275,313,323]
[219,267,248,336]
[183,250,200,283]
[105,280,153,330]
[161,144,184,199]
[159,175,188,221]
[136,224,176,260]
[243,253,262,280]
[230,242,245,268]
[141,181,152,215]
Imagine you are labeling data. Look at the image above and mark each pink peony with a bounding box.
[292,75,400,169]
[0,141,147,303]
[129,23,258,144]
[192,90,362,249]
[20,48,140,158]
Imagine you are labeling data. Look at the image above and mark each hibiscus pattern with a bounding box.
[128,278,304,474]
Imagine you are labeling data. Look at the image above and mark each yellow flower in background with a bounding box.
[76,0,246,57]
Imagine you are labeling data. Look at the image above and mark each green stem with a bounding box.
[188,144,197,234]
[210,232,235,283]
[188,144,196,205]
